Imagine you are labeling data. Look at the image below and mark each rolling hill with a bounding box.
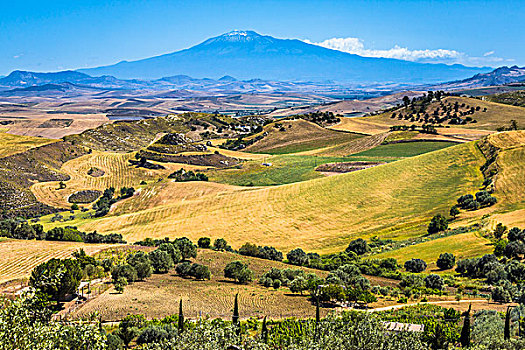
[43,139,487,254]
[79,30,488,84]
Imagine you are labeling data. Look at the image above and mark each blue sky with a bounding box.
[1,0,523,75]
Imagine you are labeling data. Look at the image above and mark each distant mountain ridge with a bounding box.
[78,30,489,84]
[432,65,525,90]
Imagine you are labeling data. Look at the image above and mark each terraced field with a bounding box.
[0,240,110,284]
[31,151,190,208]
[51,141,485,254]
[0,130,56,158]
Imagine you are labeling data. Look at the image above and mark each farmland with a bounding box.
[245,119,362,154]
[44,141,485,254]
[0,239,110,284]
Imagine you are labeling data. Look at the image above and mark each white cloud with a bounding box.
[304,37,508,67]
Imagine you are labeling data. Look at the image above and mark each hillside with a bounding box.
[332,96,525,138]
[485,90,525,107]
[44,140,486,254]
[0,130,56,158]
[244,119,362,154]
[79,30,487,83]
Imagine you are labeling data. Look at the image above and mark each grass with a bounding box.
[0,131,56,158]
[349,141,457,159]
[245,119,362,154]
[0,239,110,284]
[49,141,485,254]
[74,249,328,320]
[208,155,352,186]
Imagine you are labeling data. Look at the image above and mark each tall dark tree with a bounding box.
[505,306,512,341]
[178,299,184,333]
[261,316,268,344]
[232,293,239,326]
[460,304,471,348]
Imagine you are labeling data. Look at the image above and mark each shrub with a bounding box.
[176,261,192,277]
[424,274,444,290]
[436,252,456,270]
[197,237,211,248]
[111,264,138,284]
[404,259,427,273]
[345,238,370,255]
[158,243,182,264]
[287,248,308,266]
[213,238,228,251]
[126,252,153,280]
[173,237,197,260]
[224,261,253,284]
[190,263,211,280]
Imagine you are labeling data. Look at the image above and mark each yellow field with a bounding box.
[0,130,56,158]
[30,151,199,208]
[0,240,110,284]
[49,141,485,254]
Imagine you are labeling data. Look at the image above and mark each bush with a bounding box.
[126,252,153,280]
[173,237,197,260]
[158,243,182,264]
[404,259,427,273]
[176,262,192,277]
[29,258,83,301]
[190,263,211,280]
[111,264,138,284]
[213,238,228,251]
[436,252,456,270]
[424,274,444,290]
[197,237,211,248]
[136,325,176,345]
[287,248,308,266]
[345,238,370,255]
[492,286,511,303]
[224,261,253,284]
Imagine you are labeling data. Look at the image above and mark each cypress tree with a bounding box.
[232,293,239,326]
[261,316,268,344]
[460,304,471,348]
[178,299,184,333]
[316,296,320,325]
[504,306,511,341]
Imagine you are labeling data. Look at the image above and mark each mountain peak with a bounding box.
[202,30,269,45]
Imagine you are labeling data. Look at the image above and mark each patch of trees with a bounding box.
[399,273,444,294]
[112,238,203,292]
[295,111,342,126]
[175,261,211,280]
[30,258,83,302]
[239,242,283,261]
[168,168,208,182]
[427,214,449,234]
[0,219,125,243]
[496,119,519,132]
[92,186,135,217]
[219,134,264,150]
[404,258,427,273]
[259,267,322,294]
[436,252,456,270]
[455,191,497,212]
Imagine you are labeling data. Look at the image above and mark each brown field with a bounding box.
[74,249,330,320]
[0,239,110,284]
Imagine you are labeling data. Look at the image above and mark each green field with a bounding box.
[350,141,457,159]
[208,155,350,186]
